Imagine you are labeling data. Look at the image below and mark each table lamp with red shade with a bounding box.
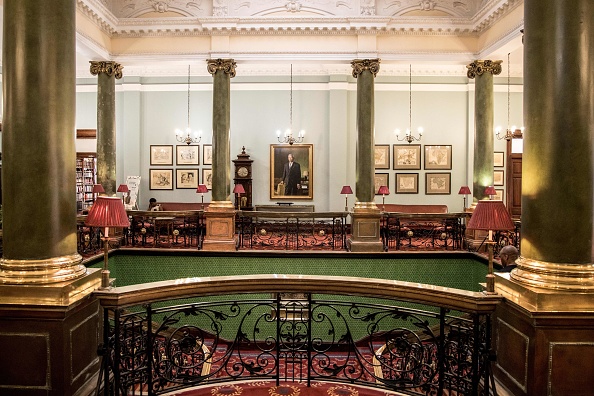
[196,184,208,209]
[377,185,390,211]
[340,185,353,212]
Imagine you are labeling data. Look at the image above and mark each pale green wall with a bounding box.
[74,73,524,212]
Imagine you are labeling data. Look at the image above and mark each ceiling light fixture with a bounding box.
[277,64,304,145]
[395,64,423,144]
[176,65,202,145]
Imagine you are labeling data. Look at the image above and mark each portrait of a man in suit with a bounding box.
[281,153,302,195]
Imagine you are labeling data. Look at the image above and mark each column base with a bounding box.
[0,269,102,396]
[494,273,594,395]
[202,201,237,251]
[348,202,383,252]
[510,256,594,291]
[0,253,87,285]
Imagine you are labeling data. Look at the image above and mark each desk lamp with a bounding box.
[117,184,129,205]
[233,184,246,210]
[485,185,496,200]
[92,184,105,203]
[377,185,390,211]
[85,196,130,289]
[458,186,471,210]
[196,184,208,209]
[340,185,353,212]
[467,199,514,294]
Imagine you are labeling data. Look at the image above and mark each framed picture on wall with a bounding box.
[425,172,451,195]
[270,144,313,199]
[203,145,213,165]
[495,189,504,201]
[150,145,173,166]
[374,173,389,195]
[393,144,421,170]
[494,170,505,186]
[424,145,452,170]
[374,145,390,169]
[202,169,213,190]
[175,169,199,189]
[149,169,173,190]
[176,145,199,165]
[494,151,505,167]
[395,173,419,194]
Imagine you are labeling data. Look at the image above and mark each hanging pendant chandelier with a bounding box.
[175,65,202,145]
[496,53,524,141]
[277,64,305,145]
[395,64,423,144]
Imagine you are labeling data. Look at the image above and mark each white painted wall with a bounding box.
[74,73,524,212]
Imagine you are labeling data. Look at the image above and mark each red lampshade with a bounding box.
[458,186,471,195]
[92,184,105,194]
[340,185,353,195]
[117,184,129,193]
[467,200,514,231]
[233,184,246,194]
[85,196,130,228]
[196,184,208,193]
[484,186,497,196]
[377,185,390,195]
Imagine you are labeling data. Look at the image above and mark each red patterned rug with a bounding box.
[166,380,403,396]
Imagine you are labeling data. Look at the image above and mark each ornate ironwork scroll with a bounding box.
[351,59,381,78]
[89,61,124,79]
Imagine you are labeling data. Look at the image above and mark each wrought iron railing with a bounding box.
[381,212,470,251]
[94,275,501,396]
[236,211,349,250]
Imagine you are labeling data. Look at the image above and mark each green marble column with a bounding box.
[512,0,594,288]
[467,60,501,204]
[348,59,383,252]
[351,59,380,204]
[0,0,85,283]
[90,61,123,196]
[207,59,236,203]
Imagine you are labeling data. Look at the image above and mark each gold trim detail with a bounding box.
[207,58,237,78]
[510,256,594,290]
[89,61,123,79]
[0,254,86,285]
[466,59,502,78]
[351,58,381,78]
[353,201,380,211]
[206,201,235,210]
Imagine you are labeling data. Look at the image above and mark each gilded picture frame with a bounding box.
[202,169,213,190]
[150,145,173,166]
[494,151,505,167]
[176,145,199,165]
[270,144,313,200]
[395,173,419,194]
[393,144,421,170]
[424,145,452,170]
[203,144,213,165]
[374,173,389,195]
[494,170,505,186]
[175,169,199,189]
[374,144,390,169]
[425,172,451,195]
[149,169,173,190]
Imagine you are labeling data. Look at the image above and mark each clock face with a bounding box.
[237,166,249,177]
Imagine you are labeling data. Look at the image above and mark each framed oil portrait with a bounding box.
[395,173,419,194]
[424,145,452,170]
[495,189,504,201]
[494,170,505,186]
[176,169,199,189]
[393,144,421,170]
[203,144,213,165]
[176,145,199,165]
[149,169,173,190]
[374,173,389,195]
[202,169,213,190]
[270,144,313,200]
[374,145,390,169]
[425,172,451,195]
[494,151,504,167]
[150,145,173,166]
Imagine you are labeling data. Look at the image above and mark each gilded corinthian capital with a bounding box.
[351,59,381,78]
[89,61,123,79]
[466,60,502,79]
[207,59,237,78]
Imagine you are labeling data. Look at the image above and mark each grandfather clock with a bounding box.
[232,146,253,210]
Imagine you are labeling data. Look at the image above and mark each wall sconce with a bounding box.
[196,184,208,209]
[85,196,130,289]
[377,185,390,211]
[340,185,353,212]
[467,199,514,293]
[458,185,471,210]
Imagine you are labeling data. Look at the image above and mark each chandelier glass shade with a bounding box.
[176,65,202,145]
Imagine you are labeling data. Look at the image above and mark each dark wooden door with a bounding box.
[506,138,523,219]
